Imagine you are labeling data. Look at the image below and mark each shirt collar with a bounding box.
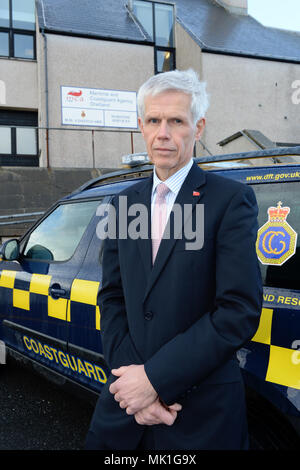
[152,158,193,197]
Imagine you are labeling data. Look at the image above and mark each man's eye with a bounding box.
[174,119,182,124]
[148,118,158,124]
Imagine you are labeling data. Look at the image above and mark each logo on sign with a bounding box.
[68,90,82,97]
[256,201,297,266]
[66,89,83,103]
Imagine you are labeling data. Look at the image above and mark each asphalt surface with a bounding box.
[0,358,95,450]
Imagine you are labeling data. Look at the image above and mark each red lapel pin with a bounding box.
[193,191,200,196]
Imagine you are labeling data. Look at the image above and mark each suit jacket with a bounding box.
[86,162,263,450]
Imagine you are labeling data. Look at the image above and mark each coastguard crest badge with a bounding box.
[256,201,297,266]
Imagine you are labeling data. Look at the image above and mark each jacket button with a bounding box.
[144,311,153,321]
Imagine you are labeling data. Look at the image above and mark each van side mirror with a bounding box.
[0,239,20,261]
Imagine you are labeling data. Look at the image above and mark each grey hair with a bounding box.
[137,69,209,124]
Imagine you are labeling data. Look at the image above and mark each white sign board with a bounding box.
[61,86,138,129]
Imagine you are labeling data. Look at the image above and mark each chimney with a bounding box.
[214,0,248,15]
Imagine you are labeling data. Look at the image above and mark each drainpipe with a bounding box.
[41,29,49,168]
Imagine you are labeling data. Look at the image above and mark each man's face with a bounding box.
[138,91,205,180]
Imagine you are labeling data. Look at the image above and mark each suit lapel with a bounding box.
[132,176,153,279]
[143,162,206,303]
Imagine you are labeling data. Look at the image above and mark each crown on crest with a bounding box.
[268,201,290,222]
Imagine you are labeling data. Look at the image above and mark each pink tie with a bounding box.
[152,182,170,264]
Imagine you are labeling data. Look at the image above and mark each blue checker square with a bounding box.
[270,307,300,350]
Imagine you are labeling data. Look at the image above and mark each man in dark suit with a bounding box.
[86,69,263,450]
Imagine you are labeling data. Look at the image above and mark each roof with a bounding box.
[36,0,300,63]
[36,0,151,44]
[175,0,300,63]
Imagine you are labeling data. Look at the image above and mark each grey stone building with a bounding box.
[1,0,300,169]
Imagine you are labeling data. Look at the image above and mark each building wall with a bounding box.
[0,58,38,109]
[1,19,299,168]
[175,23,300,157]
[175,22,207,157]
[203,53,300,155]
[37,33,154,169]
[219,136,259,155]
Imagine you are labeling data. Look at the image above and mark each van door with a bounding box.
[0,198,101,377]
[65,198,111,393]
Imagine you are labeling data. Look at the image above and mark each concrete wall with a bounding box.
[37,33,154,169]
[0,167,111,242]
[219,136,259,155]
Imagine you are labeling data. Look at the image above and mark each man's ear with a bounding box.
[138,117,144,136]
[195,118,205,141]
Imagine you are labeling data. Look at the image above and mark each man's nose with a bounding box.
[157,120,170,139]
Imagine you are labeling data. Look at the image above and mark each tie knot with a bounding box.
[156,183,169,200]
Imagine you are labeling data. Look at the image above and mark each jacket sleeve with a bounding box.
[144,184,263,404]
[98,197,143,370]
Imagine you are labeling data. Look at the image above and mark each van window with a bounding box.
[253,182,300,290]
[23,200,101,261]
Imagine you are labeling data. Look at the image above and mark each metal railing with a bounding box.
[0,125,141,168]
[0,124,211,168]
[0,211,44,226]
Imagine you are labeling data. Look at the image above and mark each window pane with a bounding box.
[14,33,34,58]
[0,0,9,27]
[156,49,174,72]
[0,31,9,56]
[12,0,35,30]
[0,127,11,153]
[24,200,101,261]
[132,0,153,40]
[253,182,300,290]
[154,3,174,47]
[16,127,36,154]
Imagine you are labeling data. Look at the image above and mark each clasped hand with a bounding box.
[109,364,182,426]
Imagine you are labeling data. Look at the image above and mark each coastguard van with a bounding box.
[1,146,300,449]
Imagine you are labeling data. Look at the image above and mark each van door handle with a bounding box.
[49,284,66,299]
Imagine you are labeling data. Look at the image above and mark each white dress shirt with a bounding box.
[151,158,194,220]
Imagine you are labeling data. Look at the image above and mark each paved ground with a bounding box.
[0,358,95,450]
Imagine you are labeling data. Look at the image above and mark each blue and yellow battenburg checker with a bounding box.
[251,307,300,390]
[256,201,297,266]
[0,270,101,330]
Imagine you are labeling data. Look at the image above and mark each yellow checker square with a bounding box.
[251,308,273,345]
[13,289,30,310]
[96,305,101,330]
[266,345,300,390]
[0,270,16,289]
[70,279,100,305]
[67,299,71,322]
[48,296,68,320]
[30,274,52,296]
